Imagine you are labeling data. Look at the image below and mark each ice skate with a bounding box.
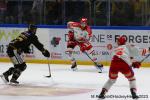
[10,79,19,85]
[71,62,78,71]
[98,88,106,99]
[0,74,9,84]
[130,88,139,99]
[132,94,139,99]
[98,95,105,100]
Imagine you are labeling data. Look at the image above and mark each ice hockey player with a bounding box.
[66,18,103,73]
[0,24,50,84]
[98,36,142,99]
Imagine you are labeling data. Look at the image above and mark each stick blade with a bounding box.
[45,75,51,78]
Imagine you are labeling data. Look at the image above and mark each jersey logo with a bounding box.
[115,48,124,56]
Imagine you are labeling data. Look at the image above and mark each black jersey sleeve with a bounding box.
[31,35,45,52]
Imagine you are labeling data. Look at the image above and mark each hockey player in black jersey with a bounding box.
[0,24,50,84]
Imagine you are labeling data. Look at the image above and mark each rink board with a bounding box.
[0,57,150,67]
[0,25,150,67]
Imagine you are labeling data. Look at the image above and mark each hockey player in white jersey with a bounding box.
[66,18,103,72]
[98,36,150,99]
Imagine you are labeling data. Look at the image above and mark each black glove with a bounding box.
[42,49,50,57]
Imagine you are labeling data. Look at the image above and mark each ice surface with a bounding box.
[0,62,150,100]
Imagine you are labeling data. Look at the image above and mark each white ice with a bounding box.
[0,62,150,100]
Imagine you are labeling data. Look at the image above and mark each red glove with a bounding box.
[132,61,141,68]
[68,31,74,41]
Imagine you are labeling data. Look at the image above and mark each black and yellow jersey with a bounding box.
[8,31,44,53]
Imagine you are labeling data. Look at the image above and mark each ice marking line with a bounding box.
[0,85,94,96]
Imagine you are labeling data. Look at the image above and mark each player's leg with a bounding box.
[129,79,138,99]
[10,50,26,84]
[0,67,15,83]
[99,72,117,99]
[66,41,77,71]
[1,49,26,84]
[99,79,117,99]
[99,57,119,99]
[121,65,139,99]
[10,62,27,84]
[0,47,16,83]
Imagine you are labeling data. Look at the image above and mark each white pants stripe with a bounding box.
[10,50,24,65]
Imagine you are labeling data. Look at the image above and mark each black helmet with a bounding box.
[28,24,37,31]
[28,24,37,34]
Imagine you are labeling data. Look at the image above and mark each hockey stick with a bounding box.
[140,53,150,63]
[132,54,150,69]
[83,51,98,66]
[45,58,51,78]
[83,51,103,72]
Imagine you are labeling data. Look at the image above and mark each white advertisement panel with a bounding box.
[0,27,49,60]
[48,29,150,62]
[0,27,25,57]
[0,27,150,63]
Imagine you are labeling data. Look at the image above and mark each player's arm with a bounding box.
[127,45,141,68]
[87,26,92,38]
[127,44,140,57]
[32,35,50,57]
[67,21,80,29]
[68,29,76,41]
[67,22,80,41]
[85,26,92,41]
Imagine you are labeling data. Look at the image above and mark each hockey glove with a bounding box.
[42,49,50,57]
[132,61,141,68]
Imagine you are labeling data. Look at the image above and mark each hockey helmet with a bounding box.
[80,18,88,27]
[28,24,37,34]
[117,36,126,45]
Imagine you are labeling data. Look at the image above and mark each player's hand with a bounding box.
[42,49,50,57]
[132,61,141,68]
[148,47,150,53]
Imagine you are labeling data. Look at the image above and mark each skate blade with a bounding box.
[98,98,105,100]
[0,75,9,84]
[133,97,139,100]
[9,82,19,86]
[71,67,78,71]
